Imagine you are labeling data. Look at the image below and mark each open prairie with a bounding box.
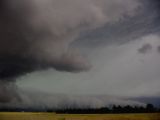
[0,112,160,120]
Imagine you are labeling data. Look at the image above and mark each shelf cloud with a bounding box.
[4,0,160,108]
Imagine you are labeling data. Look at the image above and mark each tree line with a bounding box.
[55,104,160,114]
[0,103,160,113]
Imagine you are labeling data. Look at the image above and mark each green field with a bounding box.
[0,112,160,120]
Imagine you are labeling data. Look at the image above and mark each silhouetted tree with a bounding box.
[146,103,156,113]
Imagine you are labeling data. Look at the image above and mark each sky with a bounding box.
[0,0,160,108]
[18,35,160,97]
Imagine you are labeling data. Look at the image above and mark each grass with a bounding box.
[0,112,159,120]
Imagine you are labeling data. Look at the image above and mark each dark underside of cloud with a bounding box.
[0,55,90,80]
[0,0,92,82]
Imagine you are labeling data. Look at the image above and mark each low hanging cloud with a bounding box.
[0,0,141,104]
[0,89,145,110]
[138,43,152,54]
[0,81,21,103]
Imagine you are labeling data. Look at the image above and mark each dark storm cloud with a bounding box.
[0,55,90,80]
[0,0,140,80]
[0,0,91,81]
[138,43,152,54]
[0,56,36,80]
[0,0,140,104]
[152,0,160,11]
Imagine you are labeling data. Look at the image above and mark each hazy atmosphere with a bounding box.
[0,0,160,109]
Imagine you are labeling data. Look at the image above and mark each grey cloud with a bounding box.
[0,89,145,109]
[75,0,160,48]
[0,0,140,80]
[0,81,21,103]
[138,43,152,54]
[157,46,160,53]
[0,0,140,103]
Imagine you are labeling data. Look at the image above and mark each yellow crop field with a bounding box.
[0,112,57,120]
[57,113,160,120]
[0,112,160,120]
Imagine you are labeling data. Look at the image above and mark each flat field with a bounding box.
[57,113,160,120]
[0,112,160,120]
[0,112,57,120]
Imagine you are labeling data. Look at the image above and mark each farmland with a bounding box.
[0,112,160,120]
[57,113,160,120]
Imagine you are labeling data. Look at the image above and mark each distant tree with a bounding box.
[124,105,134,113]
[99,107,110,113]
[112,105,118,113]
[146,103,155,113]
[55,103,160,114]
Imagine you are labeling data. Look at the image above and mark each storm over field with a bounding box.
[0,0,160,108]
